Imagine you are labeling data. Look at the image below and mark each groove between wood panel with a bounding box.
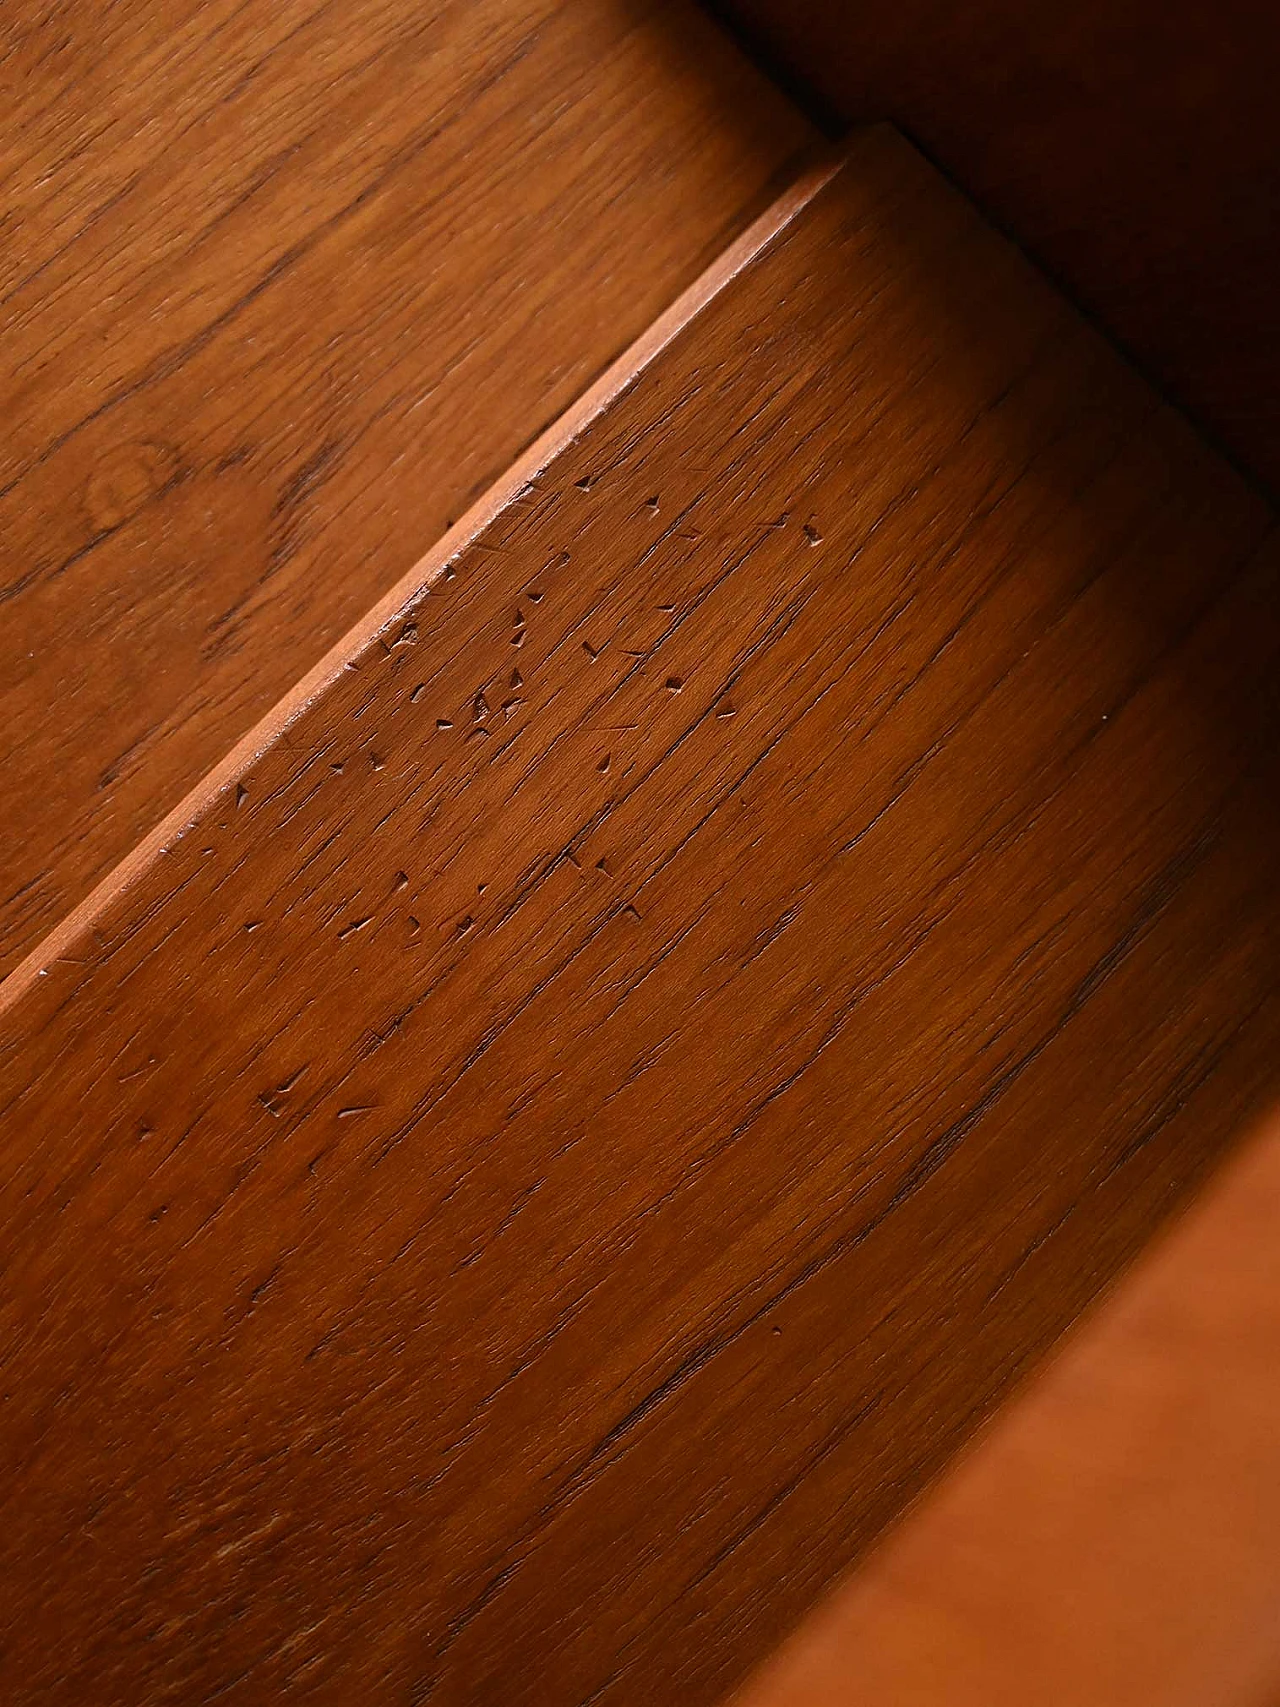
[0,153,840,1020]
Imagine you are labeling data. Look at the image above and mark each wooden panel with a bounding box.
[3,128,1280,1706]
[732,1102,1280,1707]
[708,0,1280,496]
[0,0,811,976]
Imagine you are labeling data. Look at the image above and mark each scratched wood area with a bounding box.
[3,129,1280,1705]
[0,0,810,976]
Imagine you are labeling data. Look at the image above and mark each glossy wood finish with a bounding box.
[732,1103,1280,1707]
[709,0,1280,496]
[3,129,1280,1705]
[0,0,810,976]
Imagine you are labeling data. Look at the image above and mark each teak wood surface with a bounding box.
[2,129,1279,1705]
[0,0,810,976]
[733,1104,1280,1707]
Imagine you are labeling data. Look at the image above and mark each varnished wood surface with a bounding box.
[710,0,1280,496]
[3,128,1280,1704]
[732,1102,1280,1707]
[0,0,810,977]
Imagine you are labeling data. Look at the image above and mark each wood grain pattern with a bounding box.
[709,0,1280,496]
[732,1102,1280,1707]
[3,127,1280,1705]
[0,0,811,976]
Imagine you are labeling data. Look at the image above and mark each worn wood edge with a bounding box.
[0,146,843,1022]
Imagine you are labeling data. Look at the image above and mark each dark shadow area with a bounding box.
[690,0,1280,502]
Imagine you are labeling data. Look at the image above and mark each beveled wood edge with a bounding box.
[0,145,844,1021]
